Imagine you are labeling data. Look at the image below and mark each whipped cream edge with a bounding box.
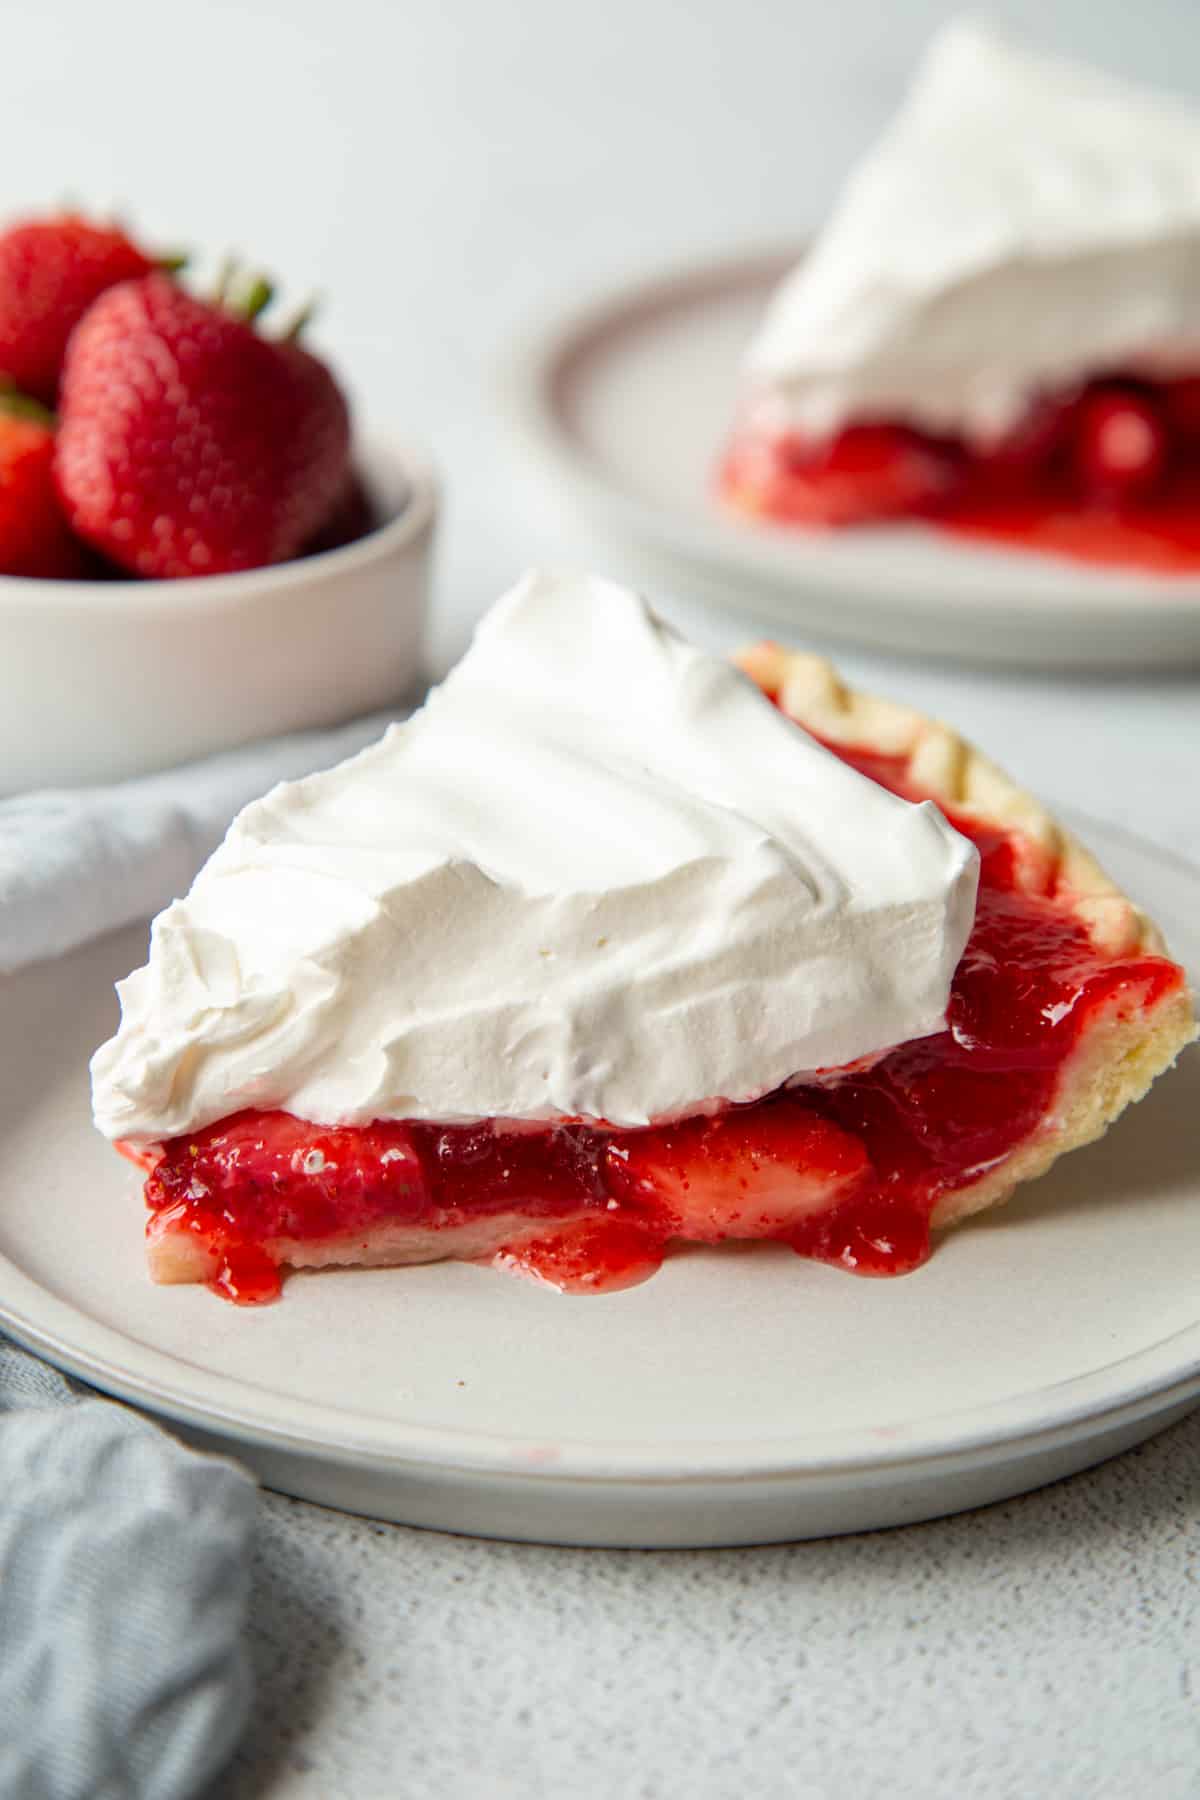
[745,19,1200,445]
[91,570,979,1145]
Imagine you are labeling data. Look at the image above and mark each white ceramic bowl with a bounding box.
[0,437,437,795]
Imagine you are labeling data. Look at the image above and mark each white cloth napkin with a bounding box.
[0,710,401,974]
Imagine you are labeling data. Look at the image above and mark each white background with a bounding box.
[9,3,1200,1794]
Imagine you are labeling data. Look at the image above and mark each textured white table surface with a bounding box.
[12,1,1200,1794]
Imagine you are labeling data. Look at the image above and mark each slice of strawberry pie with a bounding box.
[721,23,1200,574]
[90,571,1195,1303]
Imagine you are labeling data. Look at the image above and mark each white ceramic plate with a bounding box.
[504,249,1200,668]
[1,817,1197,1548]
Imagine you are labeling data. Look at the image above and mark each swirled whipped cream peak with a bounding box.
[91,570,979,1143]
[746,19,1200,445]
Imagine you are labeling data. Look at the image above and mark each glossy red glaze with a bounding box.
[209,1241,282,1305]
[723,371,1200,573]
[141,743,1184,1301]
[939,492,1200,574]
[144,1195,284,1303]
[496,1217,667,1294]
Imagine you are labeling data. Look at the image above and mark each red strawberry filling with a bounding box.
[135,742,1185,1304]
[722,372,1200,573]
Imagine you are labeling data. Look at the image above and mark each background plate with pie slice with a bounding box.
[1,818,1197,1547]
[504,249,1200,670]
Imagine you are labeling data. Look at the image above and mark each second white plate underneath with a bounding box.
[505,248,1200,668]
[0,820,1197,1547]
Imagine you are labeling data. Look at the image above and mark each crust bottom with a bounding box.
[146,1205,602,1285]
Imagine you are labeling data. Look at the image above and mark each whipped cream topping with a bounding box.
[91,571,978,1143]
[747,20,1200,445]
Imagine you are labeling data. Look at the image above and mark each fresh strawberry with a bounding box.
[55,274,352,578]
[1074,384,1169,503]
[0,213,158,405]
[0,399,89,578]
[301,468,377,557]
[604,1099,870,1242]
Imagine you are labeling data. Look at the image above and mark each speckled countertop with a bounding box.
[221,1415,1200,1799]
[19,1,1200,1793]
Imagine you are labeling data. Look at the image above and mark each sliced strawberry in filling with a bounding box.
[131,736,1188,1304]
[605,1106,872,1252]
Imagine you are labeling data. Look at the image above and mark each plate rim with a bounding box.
[0,816,1197,1490]
[500,242,1200,625]
[2,1270,1199,1485]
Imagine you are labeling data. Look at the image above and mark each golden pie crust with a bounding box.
[737,642,1197,1231]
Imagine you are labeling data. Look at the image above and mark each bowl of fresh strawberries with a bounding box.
[0,212,436,794]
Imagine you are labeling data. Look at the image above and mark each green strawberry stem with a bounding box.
[158,251,189,274]
[213,263,275,324]
[0,381,55,428]
[279,297,319,341]
[237,276,275,322]
[213,255,237,306]
[212,258,308,334]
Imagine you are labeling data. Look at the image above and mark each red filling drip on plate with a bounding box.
[137,740,1184,1303]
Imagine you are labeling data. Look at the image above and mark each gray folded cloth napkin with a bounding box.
[0,1337,255,1800]
[0,714,406,1798]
